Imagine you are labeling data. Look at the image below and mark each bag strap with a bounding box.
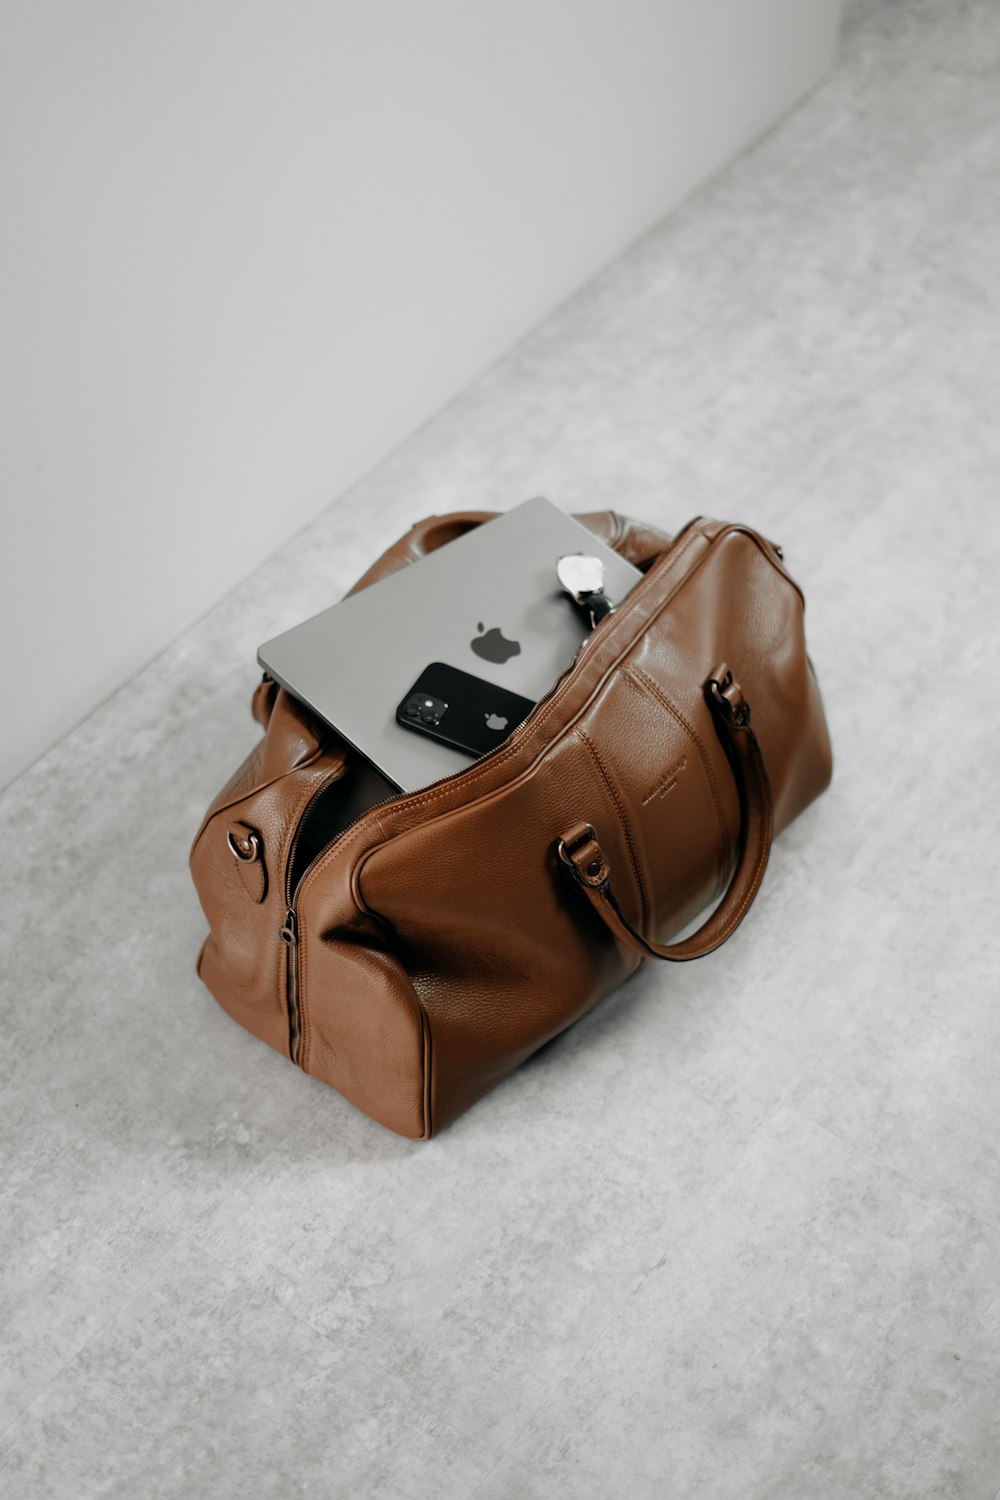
[556,665,773,963]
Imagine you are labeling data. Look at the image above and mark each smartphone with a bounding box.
[395,662,536,760]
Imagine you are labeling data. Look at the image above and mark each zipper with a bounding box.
[280,907,301,1063]
[280,770,349,1065]
[279,752,427,1065]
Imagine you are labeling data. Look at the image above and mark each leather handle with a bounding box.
[557,665,773,963]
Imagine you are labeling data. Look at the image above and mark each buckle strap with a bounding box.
[707,663,750,728]
[556,823,610,890]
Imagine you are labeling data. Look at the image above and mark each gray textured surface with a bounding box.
[2,2,999,1495]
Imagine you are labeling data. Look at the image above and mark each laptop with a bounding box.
[258,497,643,795]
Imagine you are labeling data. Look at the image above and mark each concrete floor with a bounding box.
[2,1,999,1495]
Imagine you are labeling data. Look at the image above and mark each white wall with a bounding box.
[0,0,842,791]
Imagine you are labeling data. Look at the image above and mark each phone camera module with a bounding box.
[404,692,446,727]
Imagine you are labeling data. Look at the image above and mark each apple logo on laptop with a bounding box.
[485,712,508,732]
[471,622,521,664]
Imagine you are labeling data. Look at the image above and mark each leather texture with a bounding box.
[190,510,832,1138]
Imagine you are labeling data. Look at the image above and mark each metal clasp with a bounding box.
[708,666,750,728]
[227,828,261,862]
[556,822,610,889]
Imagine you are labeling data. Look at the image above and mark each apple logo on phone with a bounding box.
[471,622,520,664]
[485,712,508,732]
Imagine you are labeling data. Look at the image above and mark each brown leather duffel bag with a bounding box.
[189,510,832,1138]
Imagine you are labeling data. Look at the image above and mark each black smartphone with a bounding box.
[395,662,536,760]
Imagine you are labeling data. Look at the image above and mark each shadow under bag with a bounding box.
[189,511,833,1138]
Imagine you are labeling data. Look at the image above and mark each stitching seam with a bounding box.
[577,725,647,935]
[626,664,733,881]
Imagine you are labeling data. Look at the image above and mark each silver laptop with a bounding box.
[258,497,643,794]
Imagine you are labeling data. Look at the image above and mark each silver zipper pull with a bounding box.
[280,909,298,946]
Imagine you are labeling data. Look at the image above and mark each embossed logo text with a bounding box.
[642,754,687,804]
